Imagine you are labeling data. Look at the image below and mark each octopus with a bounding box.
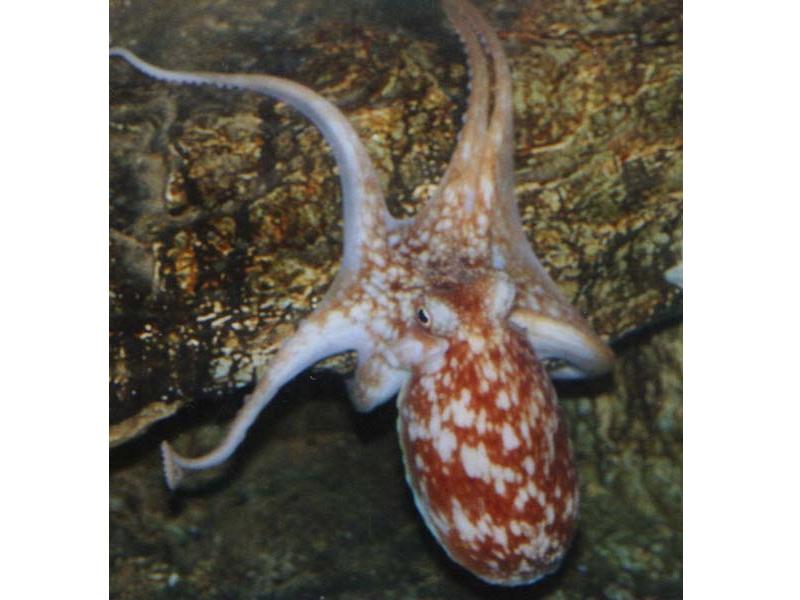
[111,0,614,586]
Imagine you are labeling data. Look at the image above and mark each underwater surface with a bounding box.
[110,0,682,597]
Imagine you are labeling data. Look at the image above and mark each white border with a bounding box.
[685,2,800,597]
[3,2,108,597]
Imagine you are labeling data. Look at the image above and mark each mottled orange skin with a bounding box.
[397,279,579,585]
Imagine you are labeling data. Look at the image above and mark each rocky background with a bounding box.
[110,0,682,597]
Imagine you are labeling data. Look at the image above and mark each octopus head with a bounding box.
[397,270,579,586]
[413,270,516,344]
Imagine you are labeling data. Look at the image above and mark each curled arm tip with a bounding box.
[161,441,184,491]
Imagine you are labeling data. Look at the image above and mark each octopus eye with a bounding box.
[416,307,431,327]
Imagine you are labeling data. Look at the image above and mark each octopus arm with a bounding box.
[509,309,614,379]
[438,0,489,185]
[350,333,449,412]
[162,310,370,489]
[109,48,394,279]
[349,353,408,413]
[451,0,514,182]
